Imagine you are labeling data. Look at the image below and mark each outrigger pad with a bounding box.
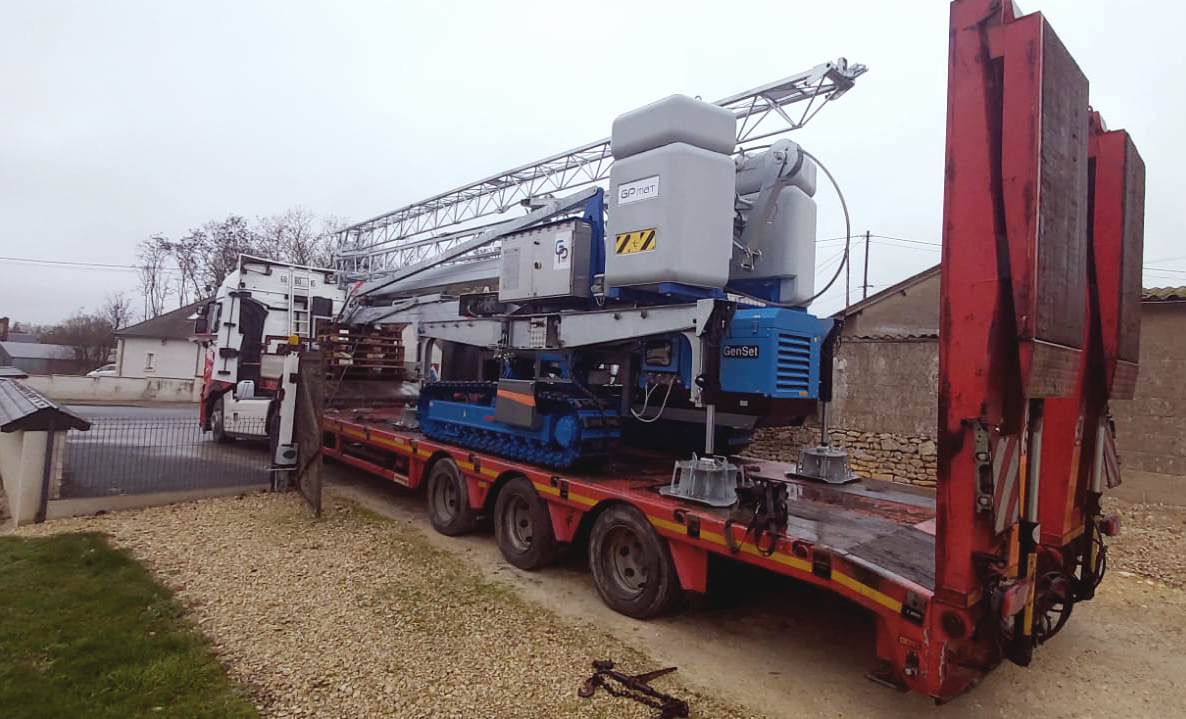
[797,445,857,484]
[660,454,744,507]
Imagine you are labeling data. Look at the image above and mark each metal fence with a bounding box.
[60,416,270,499]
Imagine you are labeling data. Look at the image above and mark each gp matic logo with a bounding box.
[617,175,660,206]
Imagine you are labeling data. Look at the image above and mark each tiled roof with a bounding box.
[838,265,941,318]
[0,341,75,360]
[1143,287,1186,302]
[846,333,939,342]
[117,301,205,340]
[0,379,90,432]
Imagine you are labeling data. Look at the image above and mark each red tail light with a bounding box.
[999,578,1033,618]
[1099,514,1121,537]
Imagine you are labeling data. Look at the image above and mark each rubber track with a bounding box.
[419,381,620,469]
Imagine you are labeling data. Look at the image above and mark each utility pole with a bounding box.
[862,230,871,299]
[845,234,851,312]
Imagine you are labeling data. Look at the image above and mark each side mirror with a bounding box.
[194,302,211,334]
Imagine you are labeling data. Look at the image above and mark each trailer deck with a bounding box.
[323,407,939,691]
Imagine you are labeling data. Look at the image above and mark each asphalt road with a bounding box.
[60,404,269,498]
[67,404,201,421]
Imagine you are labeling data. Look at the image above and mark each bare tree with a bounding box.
[317,214,351,269]
[259,206,315,265]
[195,214,262,290]
[135,211,346,314]
[42,311,115,370]
[99,292,136,330]
[165,234,204,305]
[259,206,341,268]
[138,236,173,319]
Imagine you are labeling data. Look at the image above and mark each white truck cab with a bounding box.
[196,255,346,445]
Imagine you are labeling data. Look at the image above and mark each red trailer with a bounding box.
[308,0,1146,701]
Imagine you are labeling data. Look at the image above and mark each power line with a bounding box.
[0,255,184,275]
[814,248,847,273]
[868,238,939,249]
[870,239,940,253]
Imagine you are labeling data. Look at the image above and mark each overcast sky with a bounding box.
[1,0,1179,325]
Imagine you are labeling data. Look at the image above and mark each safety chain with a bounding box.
[578,660,689,718]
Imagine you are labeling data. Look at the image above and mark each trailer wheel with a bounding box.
[494,477,557,570]
[425,458,477,536]
[211,395,232,444]
[589,505,682,619]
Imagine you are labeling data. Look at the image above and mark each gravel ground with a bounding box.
[7,493,757,719]
[1105,497,1186,588]
[5,484,1185,718]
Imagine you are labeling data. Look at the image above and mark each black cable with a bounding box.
[728,148,851,309]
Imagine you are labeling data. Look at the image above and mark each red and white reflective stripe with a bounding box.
[993,434,1022,534]
[1103,423,1121,489]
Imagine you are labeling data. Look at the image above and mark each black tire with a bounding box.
[494,477,557,570]
[425,458,478,536]
[266,405,279,456]
[211,395,232,444]
[589,504,683,619]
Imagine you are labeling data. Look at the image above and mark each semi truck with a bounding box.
[197,0,1144,702]
[196,256,344,444]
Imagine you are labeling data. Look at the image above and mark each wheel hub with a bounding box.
[432,474,460,520]
[604,526,648,598]
[503,496,534,552]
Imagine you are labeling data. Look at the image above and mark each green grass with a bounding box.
[0,532,257,719]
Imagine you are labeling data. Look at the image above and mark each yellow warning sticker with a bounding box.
[614,228,657,255]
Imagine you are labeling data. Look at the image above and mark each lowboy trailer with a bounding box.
[321,408,939,679]
[205,0,1144,702]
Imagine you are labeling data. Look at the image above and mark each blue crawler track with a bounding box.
[418,381,620,469]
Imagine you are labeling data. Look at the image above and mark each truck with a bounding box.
[196,256,344,445]
[197,0,1144,702]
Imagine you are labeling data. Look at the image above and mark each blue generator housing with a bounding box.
[719,307,828,399]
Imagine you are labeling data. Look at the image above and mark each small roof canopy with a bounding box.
[0,379,91,432]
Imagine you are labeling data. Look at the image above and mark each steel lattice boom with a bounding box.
[336,59,867,281]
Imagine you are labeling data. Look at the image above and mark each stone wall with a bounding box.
[1112,302,1186,476]
[746,331,941,488]
[750,423,937,486]
[832,339,939,437]
[752,273,1186,484]
[753,299,1186,484]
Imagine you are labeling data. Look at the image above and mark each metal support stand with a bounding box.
[796,401,855,484]
[704,403,716,455]
[35,417,56,523]
[819,400,830,446]
[1010,399,1045,666]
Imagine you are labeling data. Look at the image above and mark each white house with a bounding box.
[115,301,204,380]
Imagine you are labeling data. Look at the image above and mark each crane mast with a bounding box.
[316,57,868,472]
[335,59,866,282]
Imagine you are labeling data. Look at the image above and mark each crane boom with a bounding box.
[336,59,866,282]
